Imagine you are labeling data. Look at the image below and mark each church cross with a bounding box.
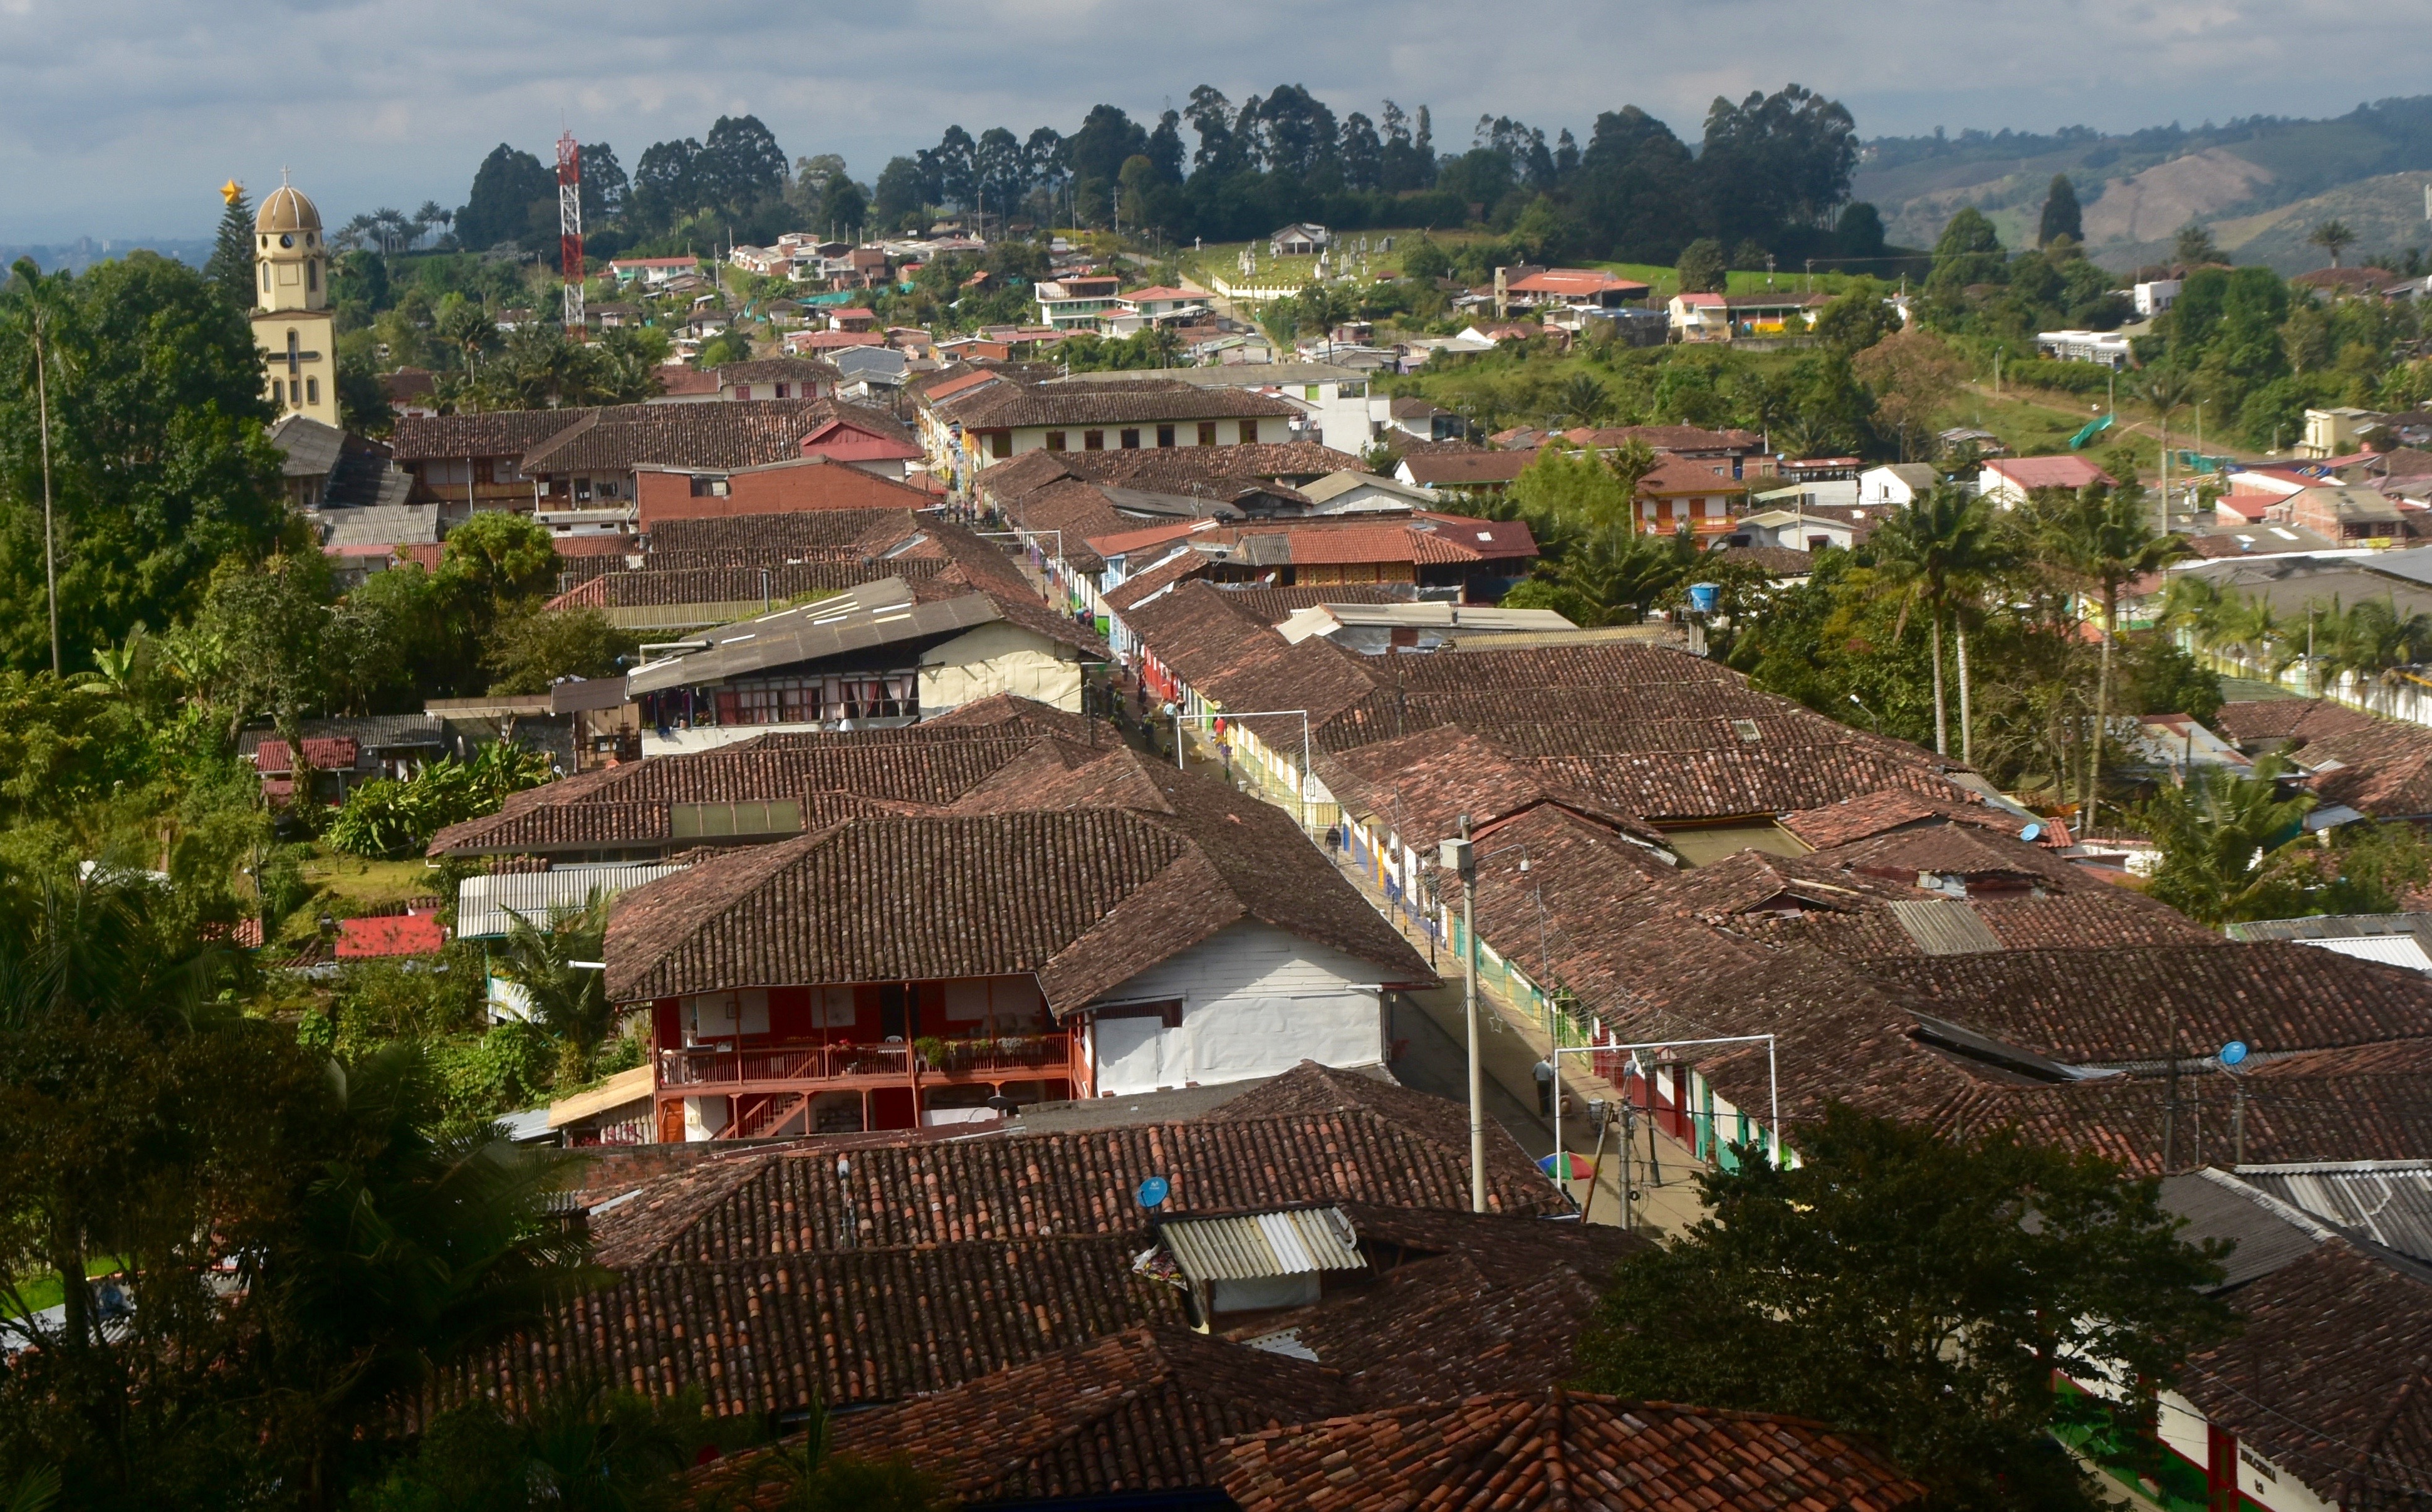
[284,329,320,376]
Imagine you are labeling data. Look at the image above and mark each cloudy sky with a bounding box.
[2,0,2422,242]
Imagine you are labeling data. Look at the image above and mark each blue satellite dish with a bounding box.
[2220,1040,2249,1066]
[2019,822,2042,842]
[1136,1176,1171,1209]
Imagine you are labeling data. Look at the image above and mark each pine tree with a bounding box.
[204,183,256,310]
[2038,174,2082,248]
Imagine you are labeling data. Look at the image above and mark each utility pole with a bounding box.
[29,284,58,676]
[1441,818,1485,1214]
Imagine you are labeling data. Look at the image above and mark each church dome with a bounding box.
[257,184,323,236]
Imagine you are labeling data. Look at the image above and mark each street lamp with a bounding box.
[1439,819,1485,1214]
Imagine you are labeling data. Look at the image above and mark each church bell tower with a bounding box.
[247,173,340,430]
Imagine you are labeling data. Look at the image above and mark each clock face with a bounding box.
[280,233,295,248]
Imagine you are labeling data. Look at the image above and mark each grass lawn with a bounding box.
[297,848,444,914]
[1594,263,1862,304]
[9,1255,129,1316]
[1175,227,1503,288]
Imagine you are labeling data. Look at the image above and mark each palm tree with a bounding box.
[2323,597,2432,711]
[496,892,618,1084]
[1871,481,1999,759]
[2131,365,2196,531]
[2138,759,2317,925]
[1555,372,1609,428]
[2038,480,2189,826]
[2309,220,2356,269]
[250,1043,604,1507]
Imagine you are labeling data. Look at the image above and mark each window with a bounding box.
[1305,385,1321,401]
[688,474,731,498]
[1197,422,1217,446]
[1120,428,1140,449]
[813,985,857,1028]
[574,478,592,503]
[734,384,751,400]
[773,383,789,398]
[270,380,283,405]
[307,260,318,292]
[1044,430,1067,452]
[260,264,270,291]
[989,430,1012,459]
[305,376,319,405]
[1083,429,1105,451]
[1156,424,1176,447]
[1238,420,1260,444]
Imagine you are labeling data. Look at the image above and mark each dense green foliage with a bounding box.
[326,743,555,860]
[1577,1107,2235,1512]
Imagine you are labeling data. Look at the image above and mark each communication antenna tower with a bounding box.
[557,131,585,334]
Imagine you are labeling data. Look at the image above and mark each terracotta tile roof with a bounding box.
[1982,455,2116,492]
[519,400,833,474]
[252,737,360,773]
[1399,451,1535,487]
[2299,719,2432,817]
[2211,697,2377,746]
[425,727,1057,857]
[1102,545,1216,610]
[1639,456,1751,496]
[2179,1234,2432,1509]
[1060,442,1368,494]
[971,447,1082,508]
[585,1068,1561,1268]
[1214,1392,1928,1512]
[637,506,929,561]
[1938,1038,2432,1173]
[467,1236,1181,1418]
[543,556,945,611]
[943,378,1298,429]
[603,783,1433,1009]
[1778,787,2042,849]
[1215,583,1406,622]
[1321,725,1669,850]
[392,408,590,461]
[808,1328,1355,1505]
[1566,424,1767,453]
[1857,942,2432,1066]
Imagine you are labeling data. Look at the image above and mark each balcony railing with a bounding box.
[659,1035,1073,1090]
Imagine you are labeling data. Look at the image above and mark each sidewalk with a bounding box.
[1182,726,1708,1234]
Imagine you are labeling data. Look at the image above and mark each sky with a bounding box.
[3,0,2427,243]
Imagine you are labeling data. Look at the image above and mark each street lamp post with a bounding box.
[1440,819,1484,1214]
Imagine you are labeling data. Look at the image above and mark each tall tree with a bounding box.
[0,253,284,673]
[2035,481,2188,823]
[2308,218,2356,268]
[204,182,257,310]
[455,143,555,252]
[2037,174,2082,246]
[1576,1107,2234,1512]
[1872,481,1998,759]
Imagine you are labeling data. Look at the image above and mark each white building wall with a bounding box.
[917,621,1084,713]
[1087,920,1388,1096]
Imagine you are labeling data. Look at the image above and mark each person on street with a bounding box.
[1533,1055,1556,1117]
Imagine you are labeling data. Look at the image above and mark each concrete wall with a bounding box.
[1088,920,1387,1096]
[917,621,1084,713]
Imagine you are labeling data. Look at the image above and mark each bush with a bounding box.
[326,742,557,859]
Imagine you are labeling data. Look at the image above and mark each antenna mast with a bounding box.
[557,131,585,335]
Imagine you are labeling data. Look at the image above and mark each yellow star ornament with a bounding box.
[221,179,243,206]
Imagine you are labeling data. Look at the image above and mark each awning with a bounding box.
[1159,1207,1364,1283]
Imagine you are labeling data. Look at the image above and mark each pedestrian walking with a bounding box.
[1533,1055,1556,1117]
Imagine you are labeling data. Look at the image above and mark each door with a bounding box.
[1094,1016,1164,1095]
[879,984,908,1040]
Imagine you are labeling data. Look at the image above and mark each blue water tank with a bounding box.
[1687,582,1720,615]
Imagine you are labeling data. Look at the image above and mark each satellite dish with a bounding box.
[1135,1176,1170,1209]
[2019,822,2042,842]
[2220,1040,2250,1066]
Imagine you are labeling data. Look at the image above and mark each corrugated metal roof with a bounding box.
[457,863,689,939]
[2240,1163,2432,1263]
[1161,1207,1365,1282]
[2231,912,2432,943]
[2159,1169,2328,1289]
[2295,935,2432,973]
[1887,898,2005,956]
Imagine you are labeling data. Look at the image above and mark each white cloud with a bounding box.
[0,0,2424,240]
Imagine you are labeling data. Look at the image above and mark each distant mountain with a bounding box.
[0,236,210,275]
[1853,97,2432,274]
